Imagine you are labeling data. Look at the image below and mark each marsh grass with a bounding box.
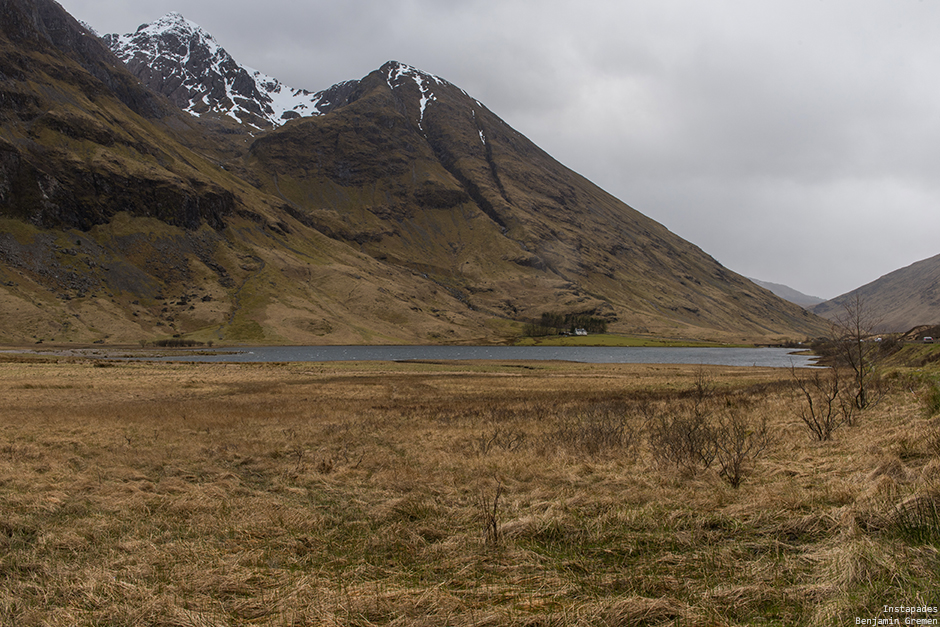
[0,357,938,625]
[890,493,940,546]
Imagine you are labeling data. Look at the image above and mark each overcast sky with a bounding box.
[59,0,940,299]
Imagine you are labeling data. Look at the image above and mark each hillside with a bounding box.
[749,278,824,308]
[0,1,828,345]
[242,60,825,339]
[0,0,483,345]
[812,253,940,332]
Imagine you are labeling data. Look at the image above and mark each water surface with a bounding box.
[147,345,817,368]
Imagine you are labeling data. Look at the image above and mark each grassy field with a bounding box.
[0,353,938,625]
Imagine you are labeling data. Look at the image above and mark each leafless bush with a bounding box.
[826,292,885,410]
[713,408,771,488]
[646,368,771,487]
[542,403,638,458]
[475,427,527,455]
[477,475,504,548]
[690,366,715,414]
[791,366,855,441]
[646,402,717,472]
[646,367,724,472]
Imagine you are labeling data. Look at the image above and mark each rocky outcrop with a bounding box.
[0,0,240,232]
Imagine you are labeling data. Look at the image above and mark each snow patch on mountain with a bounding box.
[105,17,472,134]
[104,12,329,128]
[385,61,449,131]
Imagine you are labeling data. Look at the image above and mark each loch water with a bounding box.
[146,345,817,368]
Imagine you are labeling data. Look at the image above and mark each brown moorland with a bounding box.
[0,353,938,625]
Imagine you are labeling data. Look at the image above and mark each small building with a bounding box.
[574,328,588,336]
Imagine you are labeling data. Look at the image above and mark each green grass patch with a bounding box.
[0,219,40,245]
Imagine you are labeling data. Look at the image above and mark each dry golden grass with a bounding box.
[0,355,938,625]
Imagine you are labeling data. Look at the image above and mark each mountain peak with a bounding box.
[150,11,189,25]
[382,61,442,83]
[105,13,327,128]
[381,61,447,129]
[122,12,214,51]
[137,12,200,33]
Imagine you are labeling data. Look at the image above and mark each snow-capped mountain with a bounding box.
[103,12,346,128]
[0,0,830,344]
[104,12,487,135]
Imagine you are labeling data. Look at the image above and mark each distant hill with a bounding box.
[812,253,940,332]
[0,2,828,345]
[749,279,825,308]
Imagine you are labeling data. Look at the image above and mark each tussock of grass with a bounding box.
[0,359,938,625]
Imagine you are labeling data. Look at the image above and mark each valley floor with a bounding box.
[0,355,938,625]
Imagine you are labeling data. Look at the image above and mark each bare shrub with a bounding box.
[474,427,527,455]
[690,365,715,414]
[476,475,504,548]
[646,368,770,486]
[826,292,885,410]
[791,366,855,441]
[713,408,771,488]
[646,402,717,472]
[542,402,637,458]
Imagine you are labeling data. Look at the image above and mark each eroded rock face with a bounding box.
[0,1,238,232]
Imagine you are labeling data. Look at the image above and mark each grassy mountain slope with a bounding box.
[750,278,825,308]
[0,1,487,345]
[0,1,828,345]
[244,62,823,341]
[813,253,940,332]
[0,0,243,230]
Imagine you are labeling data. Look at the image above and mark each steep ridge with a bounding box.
[0,0,247,231]
[0,0,487,345]
[0,1,829,345]
[0,0,168,119]
[245,61,823,338]
[813,253,940,332]
[104,13,349,129]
